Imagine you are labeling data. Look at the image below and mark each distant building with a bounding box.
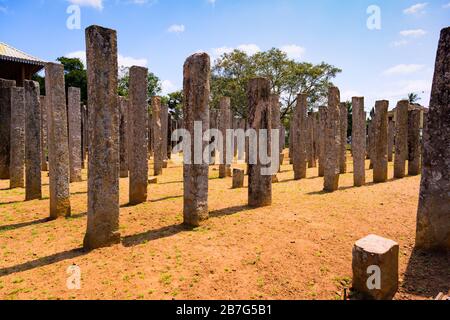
[0,42,45,86]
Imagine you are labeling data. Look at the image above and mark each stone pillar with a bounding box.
[67,87,83,183]
[307,115,316,168]
[373,101,389,183]
[352,235,399,300]
[232,168,245,189]
[119,96,129,178]
[313,112,320,166]
[84,25,120,249]
[152,96,163,176]
[40,96,48,171]
[416,27,450,251]
[368,120,375,169]
[293,94,307,180]
[81,104,88,168]
[10,87,26,189]
[46,62,71,219]
[219,96,232,178]
[161,104,169,161]
[339,103,348,174]
[183,53,210,226]
[0,79,16,179]
[128,66,149,205]
[318,106,327,177]
[394,100,409,179]
[352,97,366,187]
[408,110,421,176]
[323,87,341,192]
[387,118,395,162]
[247,78,272,207]
[24,80,42,200]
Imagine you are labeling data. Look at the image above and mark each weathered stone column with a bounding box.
[248,78,272,207]
[323,87,341,192]
[394,100,409,179]
[183,53,210,226]
[161,104,169,161]
[293,94,308,180]
[373,101,389,183]
[10,87,26,189]
[307,115,316,168]
[84,25,120,249]
[339,103,348,174]
[387,117,395,162]
[318,106,327,177]
[352,97,366,187]
[408,110,421,176]
[416,27,450,251]
[129,66,149,205]
[24,81,42,200]
[0,79,16,179]
[40,96,48,171]
[119,96,129,178]
[152,96,163,176]
[67,87,83,183]
[46,62,71,219]
[368,119,375,169]
[219,96,232,178]
[81,104,88,168]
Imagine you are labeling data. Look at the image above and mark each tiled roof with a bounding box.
[0,42,45,66]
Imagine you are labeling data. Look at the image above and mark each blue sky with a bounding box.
[0,0,449,110]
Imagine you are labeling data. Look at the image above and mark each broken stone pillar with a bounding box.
[408,110,421,176]
[161,104,169,161]
[0,79,16,179]
[183,53,210,226]
[128,66,149,205]
[339,103,348,174]
[323,87,341,192]
[119,96,129,178]
[24,81,42,200]
[152,96,163,176]
[352,97,366,187]
[394,100,409,179]
[46,62,71,219]
[293,94,308,180]
[387,118,395,162]
[416,27,450,251]
[84,25,120,249]
[232,168,245,189]
[318,106,327,177]
[40,96,48,171]
[352,234,399,300]
[248,78,272,207]
[219,96,232,178]
[67,87,83,183]
[10,87,26,189]
[373,101,389,183]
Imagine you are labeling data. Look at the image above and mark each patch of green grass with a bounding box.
[160,272,172,285]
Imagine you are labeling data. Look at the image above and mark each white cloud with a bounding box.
[212,46,234,57]
[211,44,261,59]
[383,64,425,76]
[236,44,261,55]
[280,44,305,60]
[66,50,148,70]
[443,2,450,8]
[400,29,427,37]
[391,39,409,47]
[67,0,103,10]
[403,3,428,15]
[161,80,178,95]
[167,24,185,34]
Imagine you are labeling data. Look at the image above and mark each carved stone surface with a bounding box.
[352,97,366,187]
[293,94,308,180]
[68,87,83,183]
[40,96,48,171]
[394,100,409,179]
[10,87,26,189]
[318,106,327,178]
[387,118,395,163]
[0,79,16,179]
[119,96,129,178]
[152,96,163,176]
[339,103,348,174]
[373,101,388,183]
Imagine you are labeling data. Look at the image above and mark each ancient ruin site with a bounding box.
[0,1,448,303]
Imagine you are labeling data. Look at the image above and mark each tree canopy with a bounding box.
[118,66,161,100]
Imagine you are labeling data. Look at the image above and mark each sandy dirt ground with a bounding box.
[0,152,449,300]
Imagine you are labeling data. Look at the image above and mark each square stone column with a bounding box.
[40,96,48,171]
[318,106,327,177]
[68,87,83,183]
[352,234,399,300]
[416,27,450,251]
[161,104,169,161]
[10,87,26,189]
[339,103,348,174]
[387,118,395,162]
[183,53,210,226]
[394,100,409,179]
[152,96,163,176]
[84,25,120,249]
[247,77,272,208]
[24,80,42,200]
[219,96,232,178]
[323,87,341,192]
[119,96,129,178]
[46,62,71,219]
[293,94,307,180]
[407,109,421,176]
[0,79,16,179]
[128,66,149,205]
[373,101,389,183]
[352,97,366,187]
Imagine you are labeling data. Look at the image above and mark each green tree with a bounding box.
[163,90,183,120]
[118,66,162,100]
[407,92,421,104]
